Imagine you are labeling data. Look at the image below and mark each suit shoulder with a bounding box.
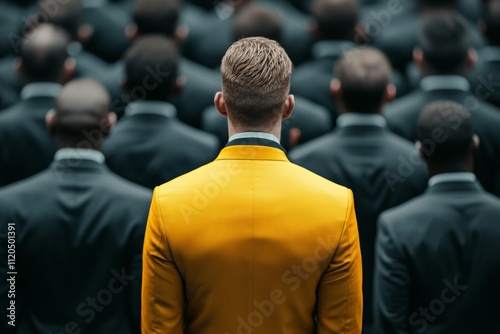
[289,132,337,161]
[98,168,153,200]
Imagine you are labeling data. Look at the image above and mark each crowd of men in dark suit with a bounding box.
[0,0,499,333]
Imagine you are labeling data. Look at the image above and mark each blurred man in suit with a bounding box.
[374,101,500,334]
[0,24,74,187]
[290,47,428,334]
[385,12,500,196]
[0,79,152,334]
[142,37,363,334]
[201,5,332,149]
[470,0,500,108]
[103,36,219,189]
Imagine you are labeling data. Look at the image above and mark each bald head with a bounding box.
[19,24,71,83]
[232,5,282,42]
[311,0,359,40]
[49,80,114,149]
[38,0,83,38]
[335,47,393,113]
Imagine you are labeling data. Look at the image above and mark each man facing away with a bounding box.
[141,37,363,334]
[374,101,500,334]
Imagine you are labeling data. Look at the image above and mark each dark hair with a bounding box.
[417,0,459,9]
[232,5,282,43]
[20,24,70,82]
[484,0,500,46]
[311,0,358,40]
[418,12,470,73]
[417,101,473,163]
[124,35,179,101]
[37,0,82,39]
[133,0,180,37]
[335,47,392,112]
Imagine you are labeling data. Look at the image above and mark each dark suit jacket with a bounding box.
[201,96,332,150]
[103,101,219,189]
[384,76,500,196]
[469,46,500,108]
[0,155,152,334]
[374,179,500,334]
[290,120,428,328]
[0,91,58,187]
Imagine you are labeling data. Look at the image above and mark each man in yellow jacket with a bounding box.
[142,36,363,334]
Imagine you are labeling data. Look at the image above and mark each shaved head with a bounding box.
[336,47,392,112]
[311,0,359,40]
[38,0,83,38]
[52,80,113,148]
[20,24,70,83]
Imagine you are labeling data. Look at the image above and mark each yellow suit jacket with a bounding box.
[142,142,363,333]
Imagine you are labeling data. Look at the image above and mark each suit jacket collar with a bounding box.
[218,140,289,162]
[426,180,483,195]
[336,113,387,128]
[21,82,62,100]
[124,101,177,118]
[420,75,470,92]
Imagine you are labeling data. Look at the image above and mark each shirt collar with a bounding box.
[311,40,357,60]
[336,113,387,128]
[20,82,62,100]
[420,75,470,92]
[228,132,280,144]
[479,46,500,62]
[54,148,105,164]
[124,101,177,118]
[428,172,476,188]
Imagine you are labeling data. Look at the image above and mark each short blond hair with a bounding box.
[221,37,292,128]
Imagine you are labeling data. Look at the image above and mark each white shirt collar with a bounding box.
[20,82,62,100]
[228,132,280,144]
[336,113,387,128]
[428,172,476,188]
[54,148,105,164]
[124,101,177,118]
[420,75,470,92]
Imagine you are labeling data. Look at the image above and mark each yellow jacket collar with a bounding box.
[216,145,289,162]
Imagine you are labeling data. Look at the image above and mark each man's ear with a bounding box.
[472,134,480,153]
[77,24,94,45]
[174,25,189,43]
[14,57,23,77]
[125,24,138,41]
[308,20,320,39]
[415,141,429,162]
[384,84,397,104]
[214,91,227,117]
[102,112,117,136]
[282,94,294,120]
[46,109,57,134]
[330,78,341,102]
[172,76,186,96]
[413,48,425,73]
[62,58,76,82]
[466,49,477,70]
[477,19,487,36]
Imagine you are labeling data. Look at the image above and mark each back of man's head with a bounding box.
[483,0,500,46]
[418,12,471,74]
[335,47,392,113]
[19,24,71,83]
[232,5,282,42]
[37,0,83,39]
[51,79,112,148]
[221,37,292,129]
[133,0,180,37]
[417,101,473,165]
[124,35,179,101]
[311,0,359,40]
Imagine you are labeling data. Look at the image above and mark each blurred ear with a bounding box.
[174,25,189,43]
[14,57,23,77]
[103,112,117,136]
[413,48,425,73]
[477,19,487,36]
[125,24,138,41]
[46,109,57,134]
[384,84,397,104]
[62,58,76,82]
[415,141,428,162]
[77,24,94,45]
[472,134,480,153]
[282,94,294,120]
[288,127,301,148]
[466,49,477,70]
[308,20,320,39]
[172,76,185,96]
[330,78,341,102]
[214,91,227,117]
